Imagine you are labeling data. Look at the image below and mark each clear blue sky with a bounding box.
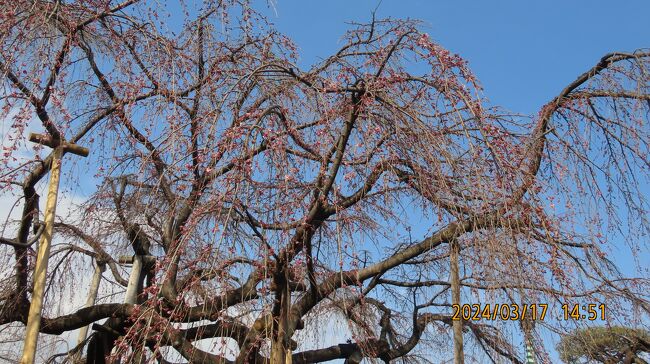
[260,0,650,115]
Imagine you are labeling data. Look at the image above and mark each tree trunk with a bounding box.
[270,269,292,364]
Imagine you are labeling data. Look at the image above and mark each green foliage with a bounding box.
[557,326,650,364]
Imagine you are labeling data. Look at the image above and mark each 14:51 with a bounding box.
[562,303,606,320]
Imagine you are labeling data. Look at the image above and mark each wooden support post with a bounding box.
[76,262,105,347]
[20,133,89,364]
[283,272,292,364]
[450,239,464,364]
[124,255,143,304]
[107,255,145,358]
[117,255,156,265]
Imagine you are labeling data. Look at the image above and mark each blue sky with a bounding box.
[260,0,649,115]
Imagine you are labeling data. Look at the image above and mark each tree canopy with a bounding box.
[557,326,650,364]
[0,1,649,363]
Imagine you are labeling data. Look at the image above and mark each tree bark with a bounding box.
[270,269,292,364]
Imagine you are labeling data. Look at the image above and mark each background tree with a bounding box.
[557,326,650,364]
[0,1,649,363]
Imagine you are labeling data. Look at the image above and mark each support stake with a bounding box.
[75,261,105,354]
[20,133,88,364]
[450,239,464,364]
[124,255,143,304]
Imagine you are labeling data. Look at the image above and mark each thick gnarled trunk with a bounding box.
[270,269,293,364]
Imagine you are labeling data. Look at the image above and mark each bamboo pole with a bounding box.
[20,134,88,364]
[20,147,62,364]
[450,239,464,364]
